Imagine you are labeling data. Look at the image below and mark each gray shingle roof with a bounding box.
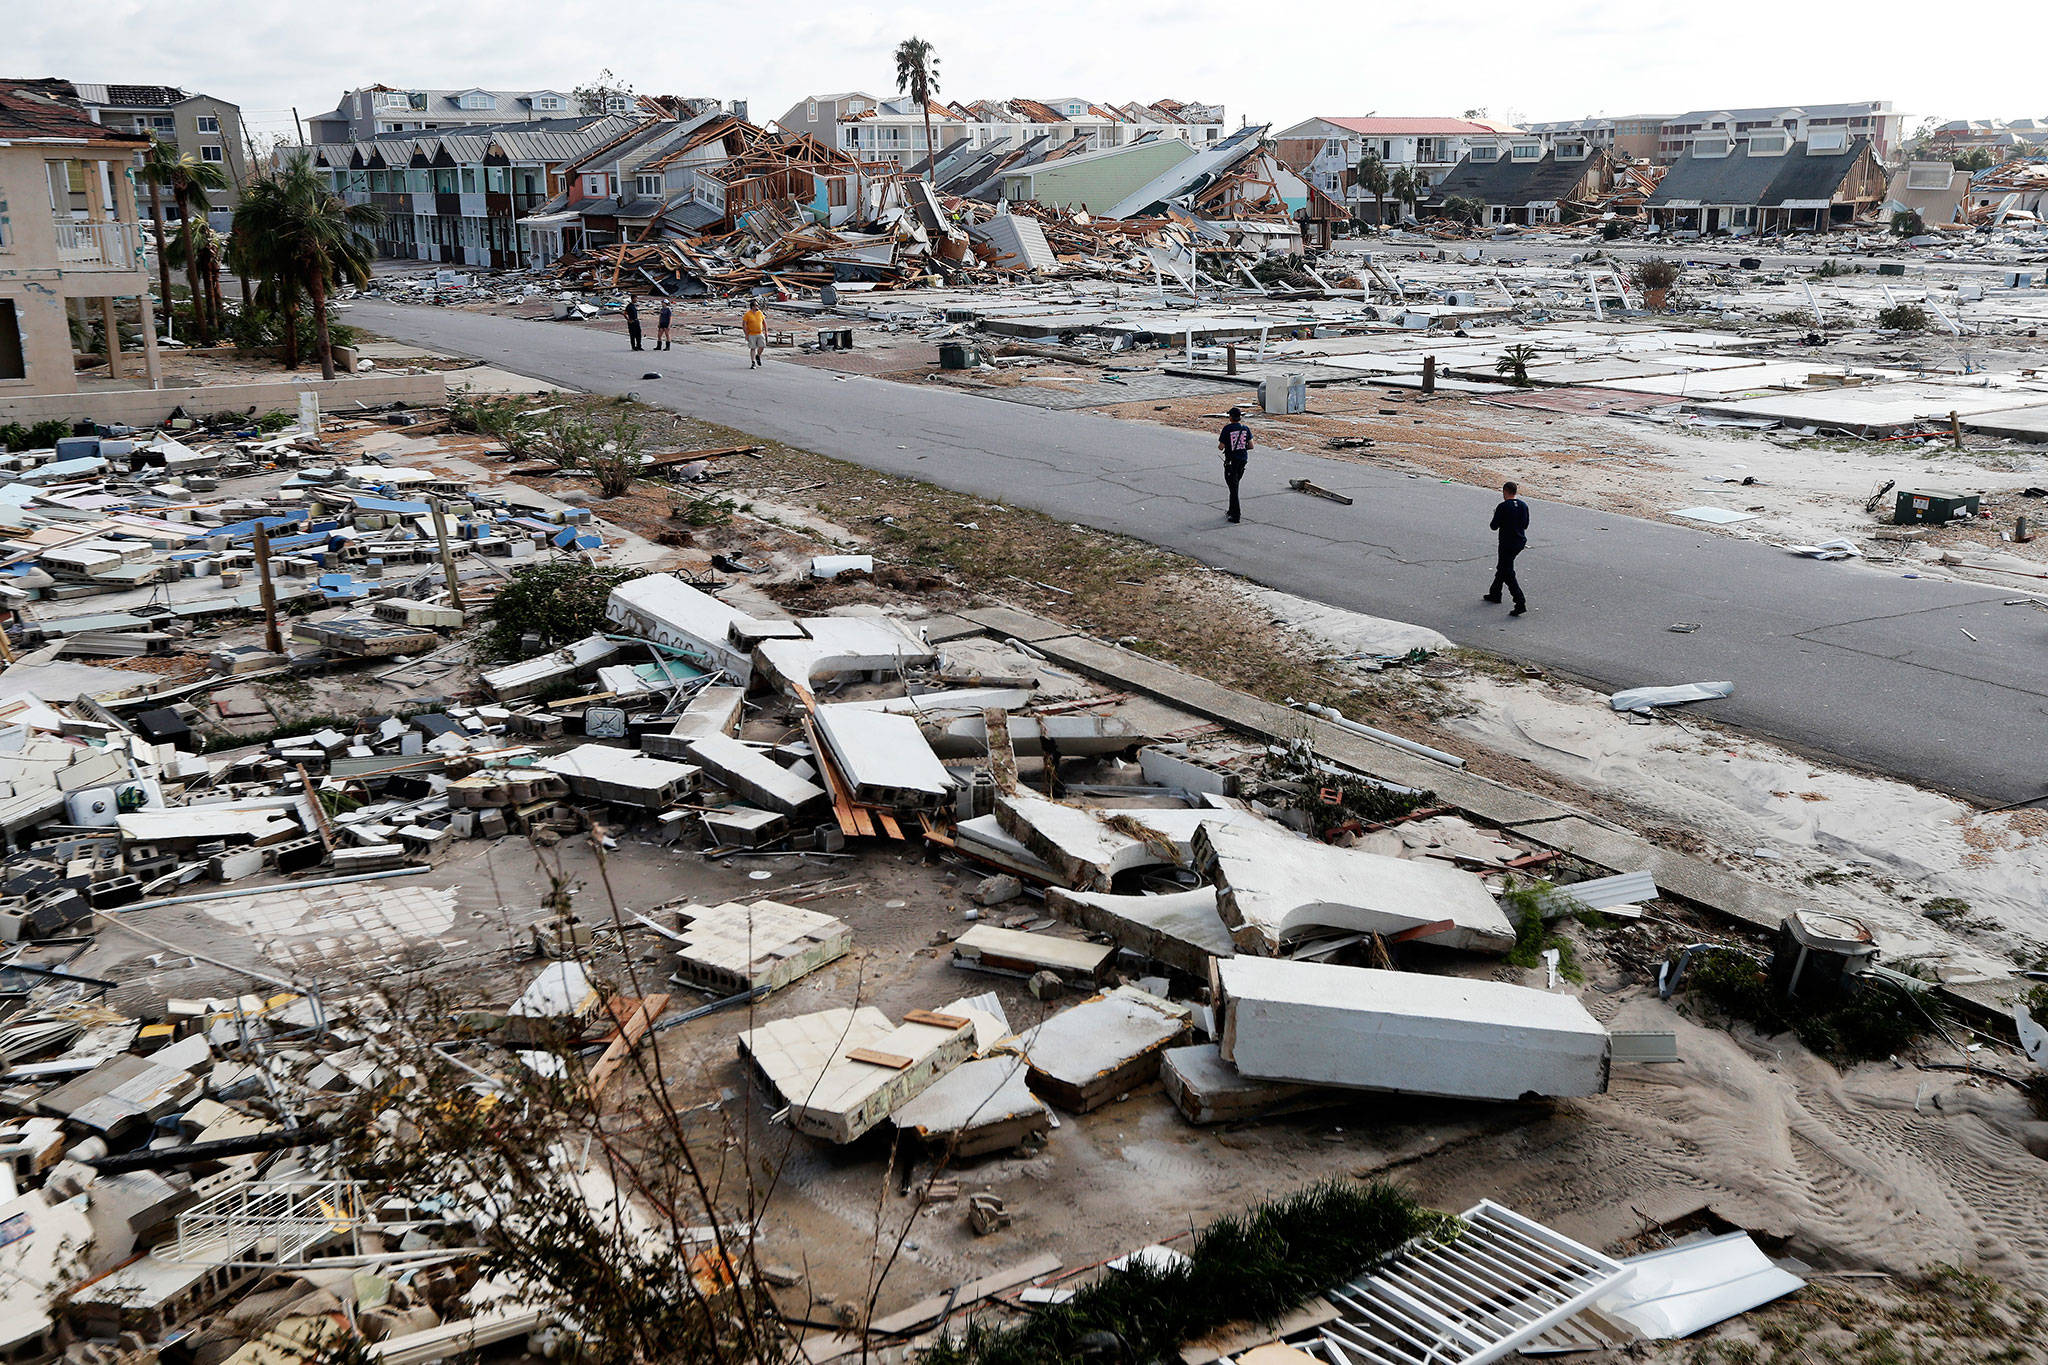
[1432,151,1601,206]
[1645,136,1874,208]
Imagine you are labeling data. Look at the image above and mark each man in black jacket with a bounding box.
[1485,481,1530,615]
[1217,407,1253,523]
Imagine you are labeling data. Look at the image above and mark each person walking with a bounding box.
[1217,406,1253,523]
[624,295,643,352]
[656,299,674,350]
[1484,480,1530,616]
[742,301,768,369]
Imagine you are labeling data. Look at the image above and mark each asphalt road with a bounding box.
[353,301,2048,805]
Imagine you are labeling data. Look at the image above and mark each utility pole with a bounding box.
[251,523,284,655]
[292,107,307,149]
[430,500,464,610]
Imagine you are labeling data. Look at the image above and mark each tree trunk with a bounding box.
[279,281,300,370]
[922,110,936,181]
[181,224,208,344]
[206,247,225,341]
[1376,192,1386,228]
[309,258,335,382]
[148,181,172,329]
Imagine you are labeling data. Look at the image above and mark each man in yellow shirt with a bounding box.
[742,301,767,369]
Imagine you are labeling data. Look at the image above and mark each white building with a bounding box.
[775,93,1226,170]
[1272,116,1520,218]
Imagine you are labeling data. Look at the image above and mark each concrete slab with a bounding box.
[1012,985,1191,1113]
[1161,1043,1322,1125]
[891,1055,1051,1157]
[1192,821,1515,954]
[952,924,1115,980]
[756,617,934,693]
[738,1005,975,1143]
[605,575,754,683]
[813,705,954,806]
[1046,885,1236,975]
[684,732,827,814]
[1214,959,1610,1100]
[671,899,851,993]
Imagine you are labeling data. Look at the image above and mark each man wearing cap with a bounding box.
[1217,407,1253,523]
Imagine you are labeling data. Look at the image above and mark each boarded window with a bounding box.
[0,300,25,380]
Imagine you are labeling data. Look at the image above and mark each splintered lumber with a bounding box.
[586,994,671,1098]
[1288,479,1353,505]
[983,706,1019,794]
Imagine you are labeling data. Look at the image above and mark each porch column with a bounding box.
[137,292,163,389]
[100,297,124,379]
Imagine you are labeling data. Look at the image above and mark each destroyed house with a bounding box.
[1643,132,1886,234]
[1429,142,1620,226]
[1884,160,1972,226]
[315,115,635,268]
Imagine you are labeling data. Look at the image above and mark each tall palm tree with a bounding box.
[138,137,182,327]
[1389,166,1418,224]
[146,150,229,343]
[230,176,301,367]
[893,37,941,180]
[1355,153,1390,229]
[235,156,383,381]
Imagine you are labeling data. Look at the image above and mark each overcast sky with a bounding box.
[16,0,2047,147]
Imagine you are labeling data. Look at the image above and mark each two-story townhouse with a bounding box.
[0,89,161,407]
[1655,103,1901,165]
[313,116,634,268]
[1271,116,1518,221]
[307,88,588,143]
[777,94,1225,170]
[1520,116,1668,164]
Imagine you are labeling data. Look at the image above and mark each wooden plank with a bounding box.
[585,993,670,1099]
[845,1047,913,1070]
[874,810,904,841]
[850,805,877,839]
[903,1010,971,1029]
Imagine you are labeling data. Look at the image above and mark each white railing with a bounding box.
[53,219,141,269]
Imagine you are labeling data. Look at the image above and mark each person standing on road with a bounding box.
[656,299,673,350]
[742,301,768,369]
[1484,480,1530,616]
[1218,407,1253,523]
[624,295,643,352]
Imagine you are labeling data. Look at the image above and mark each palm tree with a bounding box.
[1389,166,1418,224]
[234,156,383,381]
[1355,153,1390,229]
[893,37,941,180]
[138,137,182,328]
[230,175,302,368]
[159,150,229,342]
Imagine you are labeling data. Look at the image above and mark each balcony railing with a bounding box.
[53,219,142,270]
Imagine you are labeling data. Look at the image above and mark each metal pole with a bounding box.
[251,522,284,654]
[431,499,464,608]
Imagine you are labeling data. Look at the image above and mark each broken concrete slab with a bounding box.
[1192,821,1515,954]
[672,900,851,994]
[683,732,827,815]
[605,574,754,683]
[1045,885,1235,976]
[643,686,748,759]
[953,815,1063,883]
[738,1005,975,1143]
[920,713,1148,759]
[994,791,1167,889]
[535,744,699,810]
[755,617,933,695]
[891,1055,1052,1158]
[951,924,1115,982]
[812,705,953,807]
[1011,984,1191,1113]
[1161,1043,1322,1126]
[1214,958,1610,1101]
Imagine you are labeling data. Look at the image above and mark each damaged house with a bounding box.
[1643,129,1887,234]
[1427,136,1622,227]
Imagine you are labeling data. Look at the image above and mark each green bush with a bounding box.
[483,559,638,660]
[0,423,28,453]
[1678,946,1943,1061]
[919,1182,1443,1365]
[1891,209,1926,237]
[28,419,72,449]
[1878,303,1929,332]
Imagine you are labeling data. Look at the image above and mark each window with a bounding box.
[201,145,224,163]
[377,92,409,109]
[459,93,495,111]
[1906,162,1952,191]
[0,301,23,381]
[459,167,477,192]
[584,174,608,197]
[534,95,565,112]
[1511,143,1542,160]
[1692,137,1731,158]
[827,177,848,208]
[486,166,508,192]
[603,95,632,114]
[807,100,818,122]
[1747,133,1788,156]
[1469,144,1500,162]
[150,115,175,131]
[195,114,219,134]
[1806,130,1848,152]
[635,174,662,197]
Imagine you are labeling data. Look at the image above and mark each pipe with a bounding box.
[1286,699,1467,769]
[85,1125,332,1174]
[106,866,429,915]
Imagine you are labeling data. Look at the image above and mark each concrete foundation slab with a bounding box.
[1045,885,1235,975]
[891,1055,1051,1157]
[1161,1043,1322,1125]
[1012,985,1191,1113]
[672,899,851,993]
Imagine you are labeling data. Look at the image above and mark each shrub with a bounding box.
[0,423,28,453]
[1677,946,1943,1061]
[1892,209,1926,237]
[1438,195,1484,225]
[483,559,638,659]
[1494,342,1541,387]
[1632,257,1681,291]
[1878,303,1929,332]
[28,419,72,449]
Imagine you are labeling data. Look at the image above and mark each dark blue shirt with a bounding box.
[1220,422,1253,459]
[1491,497,1529,549]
